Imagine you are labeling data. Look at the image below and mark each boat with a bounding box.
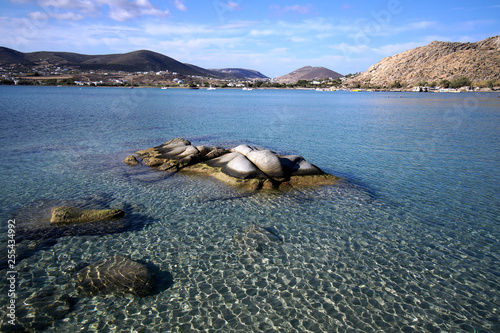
[242,87,253,91]
[161,86,168,90]
[207,85,216,90]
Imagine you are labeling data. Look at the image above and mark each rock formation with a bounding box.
[349,36,500,88]
[126,138,339,190]
[76,255,155,297]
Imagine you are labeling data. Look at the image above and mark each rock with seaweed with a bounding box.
[76,255,155,297]
[125,138,340,190]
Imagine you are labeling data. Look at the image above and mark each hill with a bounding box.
[0,47,267,79]
[349,36,500,88]
[274,66,343,84]
[209,68,269,80]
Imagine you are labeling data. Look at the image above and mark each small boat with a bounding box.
[161,86,168,90]
[207,85,216,90]
[242,87,253,91]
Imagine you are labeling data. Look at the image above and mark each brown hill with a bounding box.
[350,36,500,88]
[0,47,267,79]
[274,66,343,84]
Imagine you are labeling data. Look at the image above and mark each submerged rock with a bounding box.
[127,138,340,190]
[14,199,130,242]
[233,225,283,253]
[2,286,74,331]
[76,255,154,297]
[50,207,124,224]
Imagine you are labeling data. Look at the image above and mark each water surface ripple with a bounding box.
[0,87,499,332]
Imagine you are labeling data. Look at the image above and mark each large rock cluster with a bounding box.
[125,138,339,190]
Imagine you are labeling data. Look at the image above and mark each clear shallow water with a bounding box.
[0,86,499,332]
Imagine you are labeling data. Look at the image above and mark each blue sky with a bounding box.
[1,0,499,77]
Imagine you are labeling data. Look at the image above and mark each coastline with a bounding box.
[1,84,498,93]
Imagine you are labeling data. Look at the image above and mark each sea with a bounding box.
[0,86,499,332]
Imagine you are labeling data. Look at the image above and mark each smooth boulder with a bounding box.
[76,255,154,297]
[221,153,264,179]
[246,149,285,178]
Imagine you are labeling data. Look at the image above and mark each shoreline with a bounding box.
[1,85,497,93]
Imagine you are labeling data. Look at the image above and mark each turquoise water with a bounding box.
[0,86,499,332]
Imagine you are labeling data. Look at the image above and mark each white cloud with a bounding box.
[331,41,426,60]
[38,0,98,13]
[28,11,50,21]
[215,21,259,30]
[287,37,309,43]
[270,4,315,15]
[105,0,169,21]
[28,11,84,21]
[249,29,275,37]
[36,0,170,21]
[331,43,370,54]
[144,23,210,36]
[174,0,187,11]
[226,2,241,10]
[52,12,84,20]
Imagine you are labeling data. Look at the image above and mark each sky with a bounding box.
[1,0,499,77]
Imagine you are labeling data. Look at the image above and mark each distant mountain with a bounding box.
[274,66,343,84]
[0,47,33,65]
[0,47,267,79]
[350,36,500,87]
[210,68,269,80]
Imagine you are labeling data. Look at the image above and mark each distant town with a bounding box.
[0,63,350,90]
[1,65,496,93]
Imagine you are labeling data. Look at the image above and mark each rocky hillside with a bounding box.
[274,66,343,84]
[350,36,500,88]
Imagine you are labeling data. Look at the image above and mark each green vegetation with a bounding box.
[439,79,451,88]
[391,81,403,89]
[0,79,15,85]
[450,77,471,88]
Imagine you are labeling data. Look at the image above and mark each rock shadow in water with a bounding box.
[1,197,154,269]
